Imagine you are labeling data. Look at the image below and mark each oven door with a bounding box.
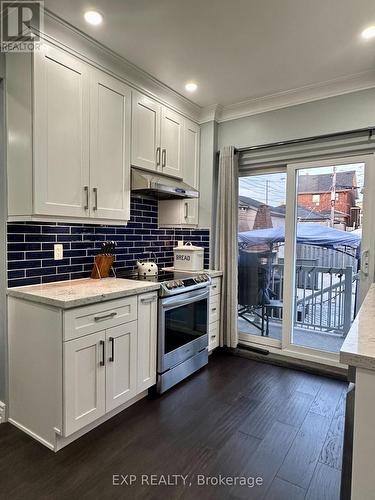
[159,288,209,372]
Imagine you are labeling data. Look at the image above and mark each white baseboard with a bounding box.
[0,401,7,423]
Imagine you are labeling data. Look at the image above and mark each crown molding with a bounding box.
[210,70,375,123]
[199,104,223,124]
[41,10,202,122]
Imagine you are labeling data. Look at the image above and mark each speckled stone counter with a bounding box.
[340,284,375,370]
[7,278,160,309]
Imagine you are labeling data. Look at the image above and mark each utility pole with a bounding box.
[330,167,337,228]
[265,180,269,205]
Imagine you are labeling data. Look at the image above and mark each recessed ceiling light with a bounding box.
[84,10,103,26]
[361,26,375,39]
[185,82,198,92]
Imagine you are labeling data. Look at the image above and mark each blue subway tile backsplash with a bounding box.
[7,196,210,287]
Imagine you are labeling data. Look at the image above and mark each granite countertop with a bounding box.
[7,278,160,310]
[340,284,375,370]
[162,267,223,278]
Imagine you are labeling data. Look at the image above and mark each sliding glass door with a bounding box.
[238,155,374,360]
[238,169,286,348]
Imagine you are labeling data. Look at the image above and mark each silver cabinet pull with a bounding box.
[93,187,98,210]
[84,186,89,210]
[212,285,217,289]
[109,337,115,362]
[212,307,217,312]
[141,296,157,304]
[156,147,161,166]
[100,340,105,366]
[211,335,216,339]
[94,311,117,321]
[184,202,188,219]
[161,149,166,167]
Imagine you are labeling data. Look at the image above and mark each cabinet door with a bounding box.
[63,331,106,436]
[137,293,157,392]
[90,71,131,221]
[183,199,199,225]
[106,321,137,412]
[131,91,161,172]
[34,46,90,217]
[184,119,200,189]
[161,107,184,179]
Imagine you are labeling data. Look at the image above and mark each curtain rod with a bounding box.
[235,126,375,154]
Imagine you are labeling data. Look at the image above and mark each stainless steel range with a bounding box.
[120,270,211,393]
[157,272,211,393]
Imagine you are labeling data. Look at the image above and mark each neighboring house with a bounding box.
[238,196,285,232]
[297,170,358,228]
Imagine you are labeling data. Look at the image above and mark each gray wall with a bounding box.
[0,53,6,404]
[218,88,375,149]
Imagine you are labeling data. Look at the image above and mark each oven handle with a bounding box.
[161,291,208,309]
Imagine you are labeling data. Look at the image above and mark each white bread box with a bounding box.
[173,242,204,271]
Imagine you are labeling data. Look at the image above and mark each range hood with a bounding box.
[131,168,199,199]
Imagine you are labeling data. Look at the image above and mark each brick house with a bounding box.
[297,171,358,228]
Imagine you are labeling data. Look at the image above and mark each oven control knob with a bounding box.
[177,280,184,287]
[166,282,173,289]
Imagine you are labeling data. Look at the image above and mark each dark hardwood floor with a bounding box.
[0,352,347,500]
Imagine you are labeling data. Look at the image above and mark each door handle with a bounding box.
[109,337,115,362]
[161,149,166,168]
[93,187,98,210]
[100,340,105,366]
[84,186,89,210]
[156,147,161,166]
[184,202,188,219]
[94,311,117,321]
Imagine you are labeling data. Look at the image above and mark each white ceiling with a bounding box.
[45,0,375,109]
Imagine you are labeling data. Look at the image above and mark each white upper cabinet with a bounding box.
[7,45,132,224]
[158,118,200,226]
[131,92,184,179]
[131,91,161,172]
[33,46,90,218]
[160,107,184,179]
[90,71,131,221]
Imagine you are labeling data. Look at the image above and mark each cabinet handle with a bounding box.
[211,335,216,339]
[161,149,166,168]
[141,296,156,304]
[184,202,188,219]
[93,187,98,210]
[156,147,161,166]
[94,311,117,321]
[109,337,115,362]
[212,307,217,312]
[212,285,217,289]
[100,340,105,366]
[84,186,89,210]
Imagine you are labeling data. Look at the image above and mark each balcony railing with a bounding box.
[269,264,357,337]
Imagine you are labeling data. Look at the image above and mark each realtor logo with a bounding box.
[1,1,44,52]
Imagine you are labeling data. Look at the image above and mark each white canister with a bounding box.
[173,242,204,271]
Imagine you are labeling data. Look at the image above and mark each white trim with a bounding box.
[283,154,373,359]
[209,69,375,123]
[8,418,55,449]
[41,10,201,123]
[7,215,128,225]
[238,338,347,369]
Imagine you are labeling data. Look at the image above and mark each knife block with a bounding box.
[91,255,115,279]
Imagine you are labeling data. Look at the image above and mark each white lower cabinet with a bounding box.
[106,321,137,412]
[64,331,106,436]
[208,277,222,352]
[8,292,158,450]
[137,293,158,392]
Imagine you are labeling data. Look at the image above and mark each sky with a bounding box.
[239,163,364,207]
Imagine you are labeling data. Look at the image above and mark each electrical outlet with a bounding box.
[54,244,63,260]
